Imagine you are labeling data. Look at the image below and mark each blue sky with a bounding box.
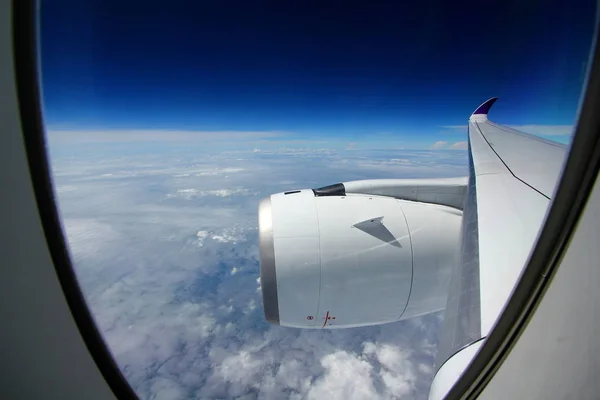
[41,0,596,148]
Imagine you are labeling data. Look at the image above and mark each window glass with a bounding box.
[40,1,596,399]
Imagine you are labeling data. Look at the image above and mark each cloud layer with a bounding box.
[430,141,467,150]
[49,139,466,399]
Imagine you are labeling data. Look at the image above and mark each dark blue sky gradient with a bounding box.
[41,1,596,144]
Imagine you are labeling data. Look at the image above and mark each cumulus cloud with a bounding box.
[450,142,468,150]
[430,141,468,151]
[49,137,458,400]
[168,188,255,199]
[211,227,249,244]
[431,141,448,150]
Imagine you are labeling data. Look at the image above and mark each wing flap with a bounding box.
[474,167,549,334]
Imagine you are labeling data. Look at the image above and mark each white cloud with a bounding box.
[211,228,247,244]
[209,189,251,197]
[431,141,468,150]
[307,351,377,400]
[331,150,467,179]
[49,139,453,400]
[367,343,416,398]
[250,147,337,156]
[431,141,448,149]
[450,141,468,150]
[440,125,468,130]
[195,167,246,176]
[62,219,121,263]
[194,230,209,247]
[168,188,254,199]
[56,185,77,193]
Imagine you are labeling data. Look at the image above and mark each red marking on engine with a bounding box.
[322,311,330,328]
[322,311,337,327]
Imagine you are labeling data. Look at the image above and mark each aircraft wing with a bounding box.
[257,97,569,397]
[430,98,568,399]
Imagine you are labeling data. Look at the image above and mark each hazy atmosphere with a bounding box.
[41,0,595,399]
[48,140,466,398]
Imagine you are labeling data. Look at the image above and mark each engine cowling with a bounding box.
[259,188,462,329]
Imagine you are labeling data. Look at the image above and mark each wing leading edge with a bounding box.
[430,98,568,399]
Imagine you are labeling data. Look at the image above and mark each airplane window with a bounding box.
[39,1,596,399]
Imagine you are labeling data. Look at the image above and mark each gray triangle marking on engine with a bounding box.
[352,216,402,248]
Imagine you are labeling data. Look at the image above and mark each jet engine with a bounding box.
[258,180,464,329]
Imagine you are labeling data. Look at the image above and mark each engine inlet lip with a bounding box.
[258,197,280,325]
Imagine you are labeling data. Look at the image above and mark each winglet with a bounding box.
[470,97,498,121]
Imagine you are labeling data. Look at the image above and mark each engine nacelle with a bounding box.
[259,186,462,329]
